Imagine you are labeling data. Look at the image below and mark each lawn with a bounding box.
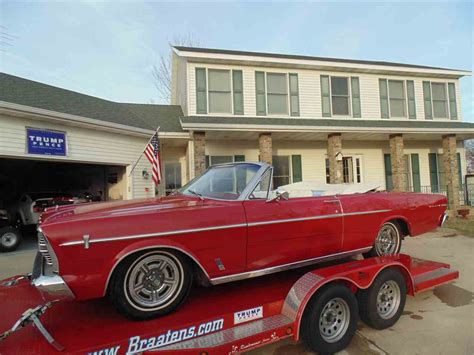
[444,206,474,238]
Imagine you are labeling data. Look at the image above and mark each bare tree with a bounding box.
[152,33,200,103]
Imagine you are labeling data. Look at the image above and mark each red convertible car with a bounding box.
[33,162,448,320]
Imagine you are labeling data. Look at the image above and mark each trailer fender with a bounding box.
[282,261,414,341]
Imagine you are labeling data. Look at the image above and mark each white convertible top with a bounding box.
[277,181,383,198]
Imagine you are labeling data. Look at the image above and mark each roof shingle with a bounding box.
[0,73,183,132]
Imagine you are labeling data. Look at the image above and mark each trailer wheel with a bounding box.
[109,250,193,320]
[358,268,407,329]
[0,227,22,252]
[301,283,358,354]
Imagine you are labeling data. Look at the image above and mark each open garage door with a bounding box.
[0,158,126,212]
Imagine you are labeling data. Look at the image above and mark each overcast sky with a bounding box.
[2,1,472,121]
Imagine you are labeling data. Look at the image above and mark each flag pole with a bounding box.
[128,126,160,177]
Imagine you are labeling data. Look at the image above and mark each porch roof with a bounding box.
[180,116,474,140]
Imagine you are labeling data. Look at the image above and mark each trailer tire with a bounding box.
[0,227,22,252]
[357,268,406,329]
[301,283,358,354]
[109,250,193,321]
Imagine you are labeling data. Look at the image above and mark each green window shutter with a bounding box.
[411,154,421,192]
[205,155,210,168]
[407,80,416,119]
[428,153,439,192]
[289,73,300,116]
[384,154,393,191]
[379,79,389,118]
[351,77,361,118]
[457,153,462,186]
[255,71,266,116]
[423,81,433,120]
[196,68,207,114]
[232,70,244,115]
[448,83,457,120]
[291,155,302,182]
[320,75,331,117]
[234,155,245,162]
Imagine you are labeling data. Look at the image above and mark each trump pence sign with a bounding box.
[26,128,67,156]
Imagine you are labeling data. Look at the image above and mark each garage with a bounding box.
[0,73,187,252]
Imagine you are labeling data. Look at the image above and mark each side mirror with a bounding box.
[267,190,289,203]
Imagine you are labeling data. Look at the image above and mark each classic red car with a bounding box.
[32,162,448,320]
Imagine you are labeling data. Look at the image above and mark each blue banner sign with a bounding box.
[26,128,67,156]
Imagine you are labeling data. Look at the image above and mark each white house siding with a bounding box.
[186,62,463,121]
[0,113,155,200]
[171,54,189,116]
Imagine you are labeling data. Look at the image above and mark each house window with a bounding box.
[164,162,182,195]
[331,77,350,115]
[388,80,406,117]
[431,83,448,118]
[206,155,245,168]
[255,72,299,116]
[423,82,457,119]
[272,155,291,188]
[195,68,244,115]
[267,73,289,115]
[208,69,232,113]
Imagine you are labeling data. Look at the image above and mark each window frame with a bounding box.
[329,76,352,117]
[207,69,233,114]
[265,72,290,116]
[195,67,244,115]
[272,155,293,188]
[387,79,407,118]
[325,155,363,184]
[425,81,456,120]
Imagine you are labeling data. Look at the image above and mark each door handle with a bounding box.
[323,200,340,204]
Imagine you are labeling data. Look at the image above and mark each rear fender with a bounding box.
[379,215,412,237]
[286,262,414,341]
[101,238,210,297]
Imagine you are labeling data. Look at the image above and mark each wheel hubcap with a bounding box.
[319,297,350,343]
[125,253,182,310]
[375,224,399,255]
[376,280,401,319]
[1,232,17,247]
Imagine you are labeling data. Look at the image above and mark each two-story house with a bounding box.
[169,46,474,208]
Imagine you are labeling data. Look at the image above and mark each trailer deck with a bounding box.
[0,254,458,354]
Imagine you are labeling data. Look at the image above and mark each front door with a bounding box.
[243,195,343,271]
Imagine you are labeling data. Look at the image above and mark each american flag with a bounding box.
[144,132,161,185]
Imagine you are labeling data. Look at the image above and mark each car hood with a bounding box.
[40,194,202,226]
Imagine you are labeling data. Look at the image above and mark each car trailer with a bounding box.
[0,254,458,354]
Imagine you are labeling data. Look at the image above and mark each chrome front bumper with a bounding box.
[31,252,75,301]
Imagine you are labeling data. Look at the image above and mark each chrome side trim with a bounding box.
[60,209,390,247]
[209,247,372,285]
[247,209,390,227]
[60,223,248,247]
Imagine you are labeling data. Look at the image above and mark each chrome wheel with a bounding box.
[376,280,401,319]
[319,297,350,343]
[124,252,184,311]
[375,223,400,256]
[1,232,17,248]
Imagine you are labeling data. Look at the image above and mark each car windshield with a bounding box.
[180,163,261,200]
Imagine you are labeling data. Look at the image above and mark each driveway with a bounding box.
[0,230,472,354]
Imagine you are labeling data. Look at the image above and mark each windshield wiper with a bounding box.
[187,189,205,201]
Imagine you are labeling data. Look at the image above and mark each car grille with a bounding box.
[38,232,54,266]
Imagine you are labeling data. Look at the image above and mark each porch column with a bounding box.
[389,134,406,192]
[193,131,206,177]
[327,133,343,184]
[259,133,272,164]
[442,134,460,209]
